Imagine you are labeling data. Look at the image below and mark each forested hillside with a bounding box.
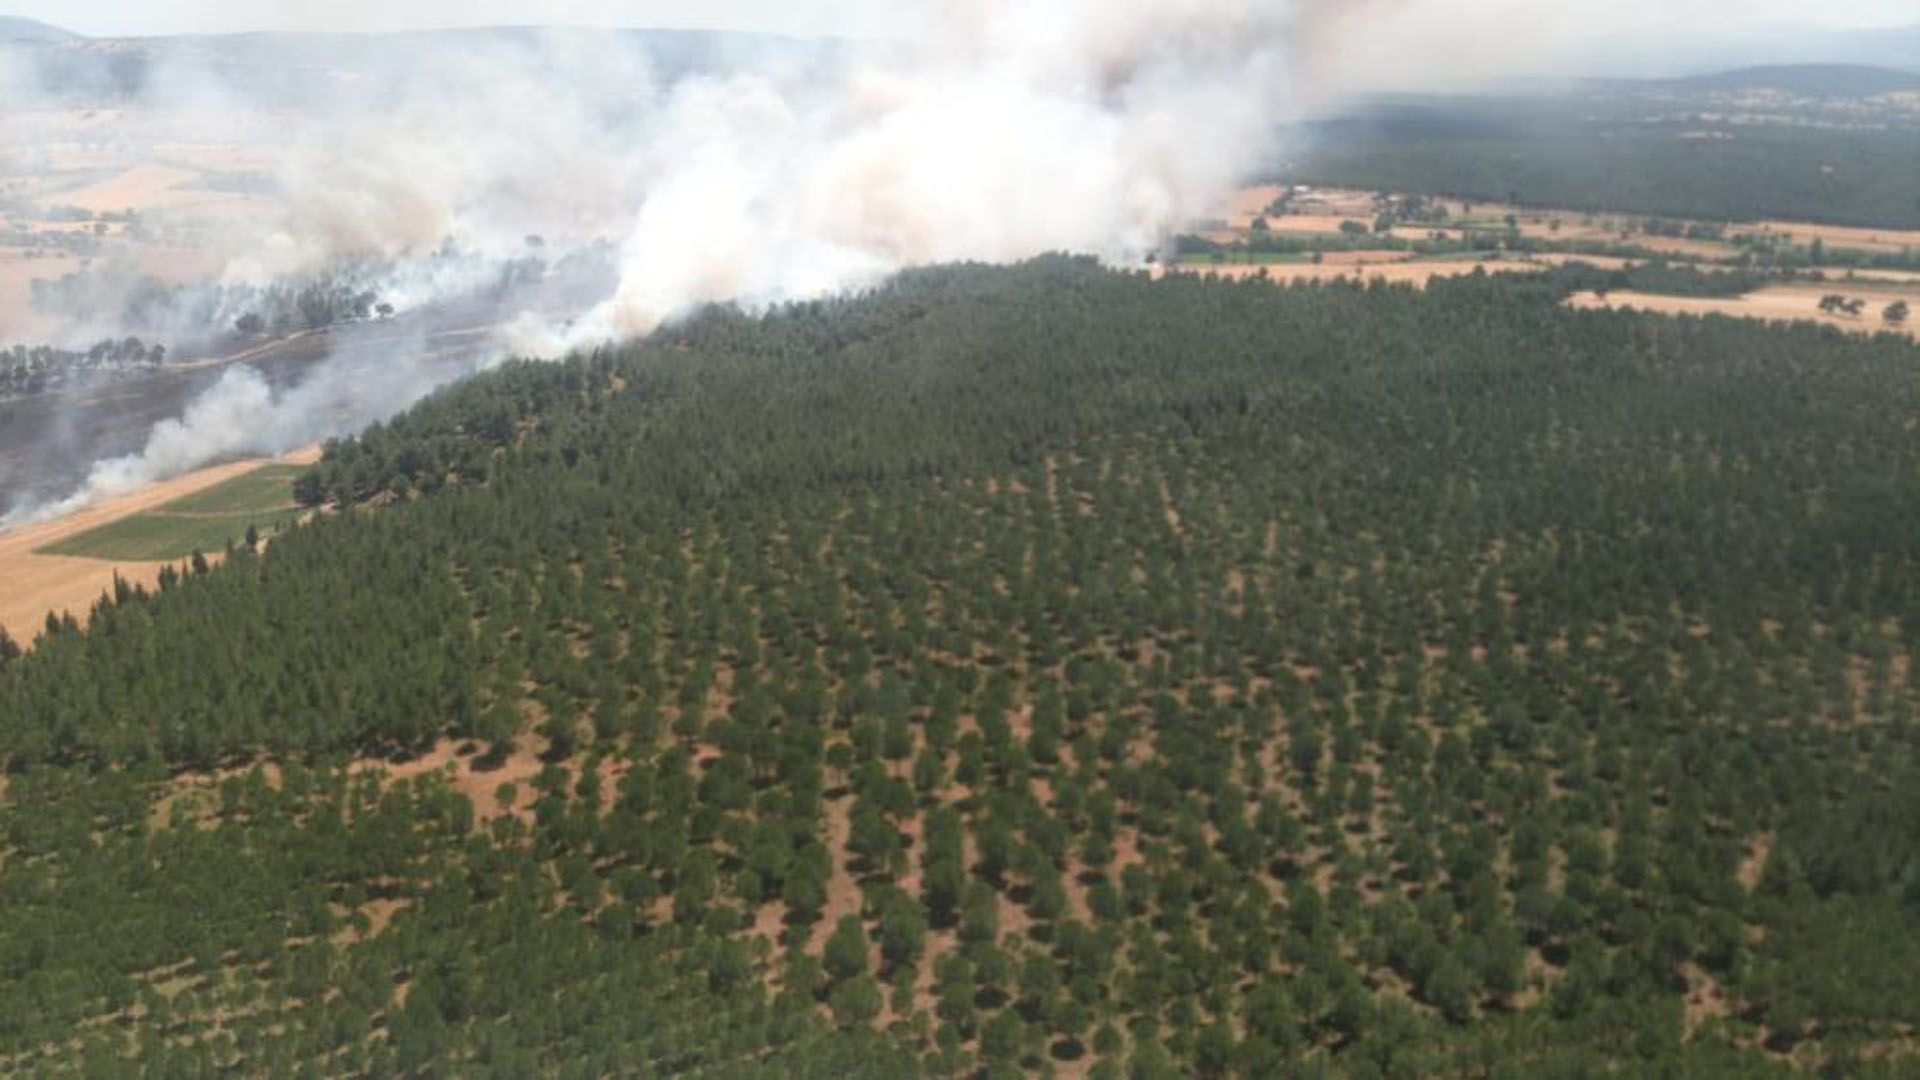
[1289,99,1920,229]
[4,259,1920,1078]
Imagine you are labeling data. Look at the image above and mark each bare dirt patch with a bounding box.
[1738,833,1774,892]
[806,793,864,958]
[1222,184,1288,228]
[334,897,411,945]
[357,737,544,823]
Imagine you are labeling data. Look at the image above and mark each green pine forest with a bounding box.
[4,258,1920,1078]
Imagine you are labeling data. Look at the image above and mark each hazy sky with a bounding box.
[5,0,1916,38]
[12,1,888,37]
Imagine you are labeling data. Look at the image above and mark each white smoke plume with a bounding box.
[34,366,278,518]
[10,320,486,525]
[6,0,1375,522]
[558,0,1308,344]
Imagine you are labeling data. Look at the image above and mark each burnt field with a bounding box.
[0,310,500,515]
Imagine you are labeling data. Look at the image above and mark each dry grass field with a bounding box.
[1568,284,1919,339]
[0,107,288,341]
[1221,183,1288,227]
[1843,269,1920,284]
[55,162,203,215]
[0,252,81,340]
[1530,253,1636,271]
[1264,193,1920,267]
[1161,253,1533,287]
[1747,220,1920,255]
[1221,187,1749,259]
[0,447,319,646]
[1194,184,1920,346]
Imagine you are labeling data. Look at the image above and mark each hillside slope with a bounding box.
[1659,63,1920,97]
[1578,22,1920,77]
[0,16,77,43]
[4,261,1920,1077]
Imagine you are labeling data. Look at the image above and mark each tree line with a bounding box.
[0,336,167,399]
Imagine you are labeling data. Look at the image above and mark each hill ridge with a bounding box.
[0,15,79,43]
[1657,62,1920,96]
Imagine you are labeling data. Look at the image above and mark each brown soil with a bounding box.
[807,793,865,958]
[356,736,544,823]
[1738,833,1775,892]
[1683,963,1735,1037]
[332,897,411,945]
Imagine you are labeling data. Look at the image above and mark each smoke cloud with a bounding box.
[558,0,1312,343]
[4,0,1388,522]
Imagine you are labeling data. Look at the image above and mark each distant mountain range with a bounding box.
[0,18,834,107]
[1638,63,1920,98]
[0,15,77,43]
[1576,22,1920,79]
[2,14,1915,105]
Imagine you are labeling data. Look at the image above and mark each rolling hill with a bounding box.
[1578,21,1920,78]
[0,16,77,44]
[1658,63,1920,98]
[1287,61,1920,229]
[4,259,1920,1077]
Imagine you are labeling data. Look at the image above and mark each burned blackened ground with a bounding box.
[0,315,486,515]
[0,248,617,519]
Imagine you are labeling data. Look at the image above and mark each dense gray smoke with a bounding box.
[3,0,1368,523]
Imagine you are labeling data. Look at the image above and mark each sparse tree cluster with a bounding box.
[0,336,166,398]
[30,266,392,338]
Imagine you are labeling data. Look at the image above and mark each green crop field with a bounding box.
[151,464,303,515]
[35,464,305,561]
[38,509,303,561]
